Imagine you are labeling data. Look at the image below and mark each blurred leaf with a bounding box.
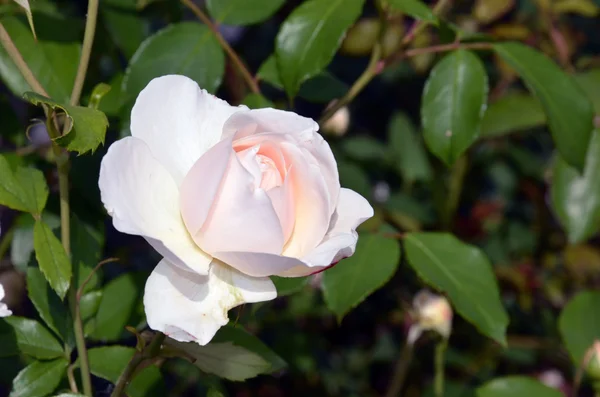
[124,22,224,101]
[102,6,147,60]
[275,0,365,97]
[171,340,270,381]
[474,0,515,24]
[0,320,19,358]
[384,0,437,23]
[70,215,104,292]
[33,220,71,300]
[9,358,67,397]
[11,213,59,272]
[271,276,309,296]
[23,92,108,155]
[424,382,476,397]
[481,93,545,138]
[552,0,598,16]
[242,93,274,109]
[26,267,73,344]
[494,42,594,171]
[207,389,225,397]
[4,316,63,360]
[386,192,436,226]
[79,290,103,322]
[388,112,433,183]
[258,56,348,103]
[421,50,488,165]
[342,136,387,161]
[0,17,79,102]
[206,0,285,25]
[322,234,401,320]
[476,376,563,397]
[551,130,600,243]
[87,273,142,341]
[0,155,43,213]
[558,290,600,364]
[574,69,600,115]
[97,73,124,117]
[404,232,509,345]
[88,83,111,110]
[88,346,165,397]
[337,160,371,199]
[213,325,287,372]
[12,0,35,38]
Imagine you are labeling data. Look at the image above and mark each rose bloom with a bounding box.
[99,75,373,345]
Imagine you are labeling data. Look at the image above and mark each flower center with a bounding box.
[256,154,282,190]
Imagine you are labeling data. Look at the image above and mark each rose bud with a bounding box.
[321,105,350,137]
[407,290,453,344]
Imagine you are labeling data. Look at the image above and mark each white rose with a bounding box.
[98,75,373,345]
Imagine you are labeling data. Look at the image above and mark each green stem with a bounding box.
[384,343,414,397]
[0,22,48,97]
[181,0,260,94]
[110,332,166,397]
[69,0,99,106]
[442,155,468,230]
[434,340,448,397]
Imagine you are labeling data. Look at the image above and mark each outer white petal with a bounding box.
[99,137,211,274]
[130,75,247,184]
[0,284,11,317]
[222,108,318,142]
[144,259,276,345]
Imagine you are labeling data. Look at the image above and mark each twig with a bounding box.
[442,154,468,230]
[434,340,448,397]
[69,0,99,106]
[0,22,48,96]
[384,343,414,397]
[180,0,260,94]
[76,257,120,301]
[67,364,80,393]
[400,0,452,47]
[110,332,166,397]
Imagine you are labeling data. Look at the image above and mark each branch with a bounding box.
[181,0,260,94]
[70,0,99,106]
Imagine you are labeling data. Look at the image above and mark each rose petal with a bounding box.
[99,137,212,274]
[0,284,10,317]
[329,188,374,234]
[184,140,285,257]
[213,251,306,277]
[144,259,276,345]
[130,75,246,184]
[222,108,318,142]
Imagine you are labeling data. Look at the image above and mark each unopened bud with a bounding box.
[407,290,452,344]
[585,341,600,380]
[322,106,350,137]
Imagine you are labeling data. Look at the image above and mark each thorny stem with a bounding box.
[181,0,260,94]
[384,343,414,397]
[110,332,166,397]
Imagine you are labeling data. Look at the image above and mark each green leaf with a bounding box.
[575,69,600,115]
[11,213,59,272]
[271,276,309,296]
[481,93,546,138]
[384,0,437,23]
[26,267,73,344]
[79,290,103,321]
[493,42,594,171]
[33,220,71,300]
[322,234,401,320]
[86,273,142,341]
[124,22,224,101]
[207,389,225,397]
[206,0,285,25]
[0,319,19,357]
[70,215,104,292]
[0,17,79,102]
[341,136,387,161]
[0,154,30,212]
[15,167,48,215]
[388,112,433,183]
[558,290,600,364]
[87,346,165,397]
[275,0,365,97]
[97,73,124,116]
[421,50,488,165]
[404,232,509,345]
[88,83,111,110]
[4,316,63,359]
[9,358,68,397]
[242,93,274,109]
[551,130,600,243]
[102,6,147,60]
[476,376,563,397]
[23,92,108,155]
